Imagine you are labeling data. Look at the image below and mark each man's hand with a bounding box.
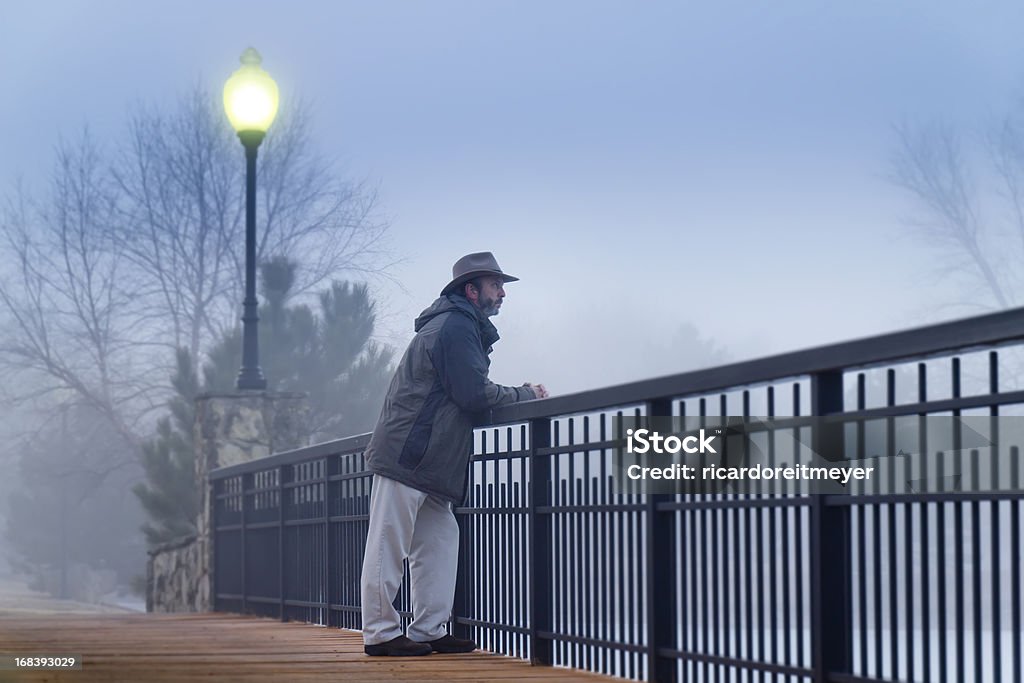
[523,382,549,399]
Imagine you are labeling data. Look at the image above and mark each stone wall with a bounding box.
[146,391,308,613]
[147,534,200,612]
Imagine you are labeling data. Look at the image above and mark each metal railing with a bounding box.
[209,307,1024,683]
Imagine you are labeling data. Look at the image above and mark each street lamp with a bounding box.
[223,47,279,390]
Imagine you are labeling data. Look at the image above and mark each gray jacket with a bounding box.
[364,294,536,504]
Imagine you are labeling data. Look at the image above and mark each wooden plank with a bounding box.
[0,613,624,683]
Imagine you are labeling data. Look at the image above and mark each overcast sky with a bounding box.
[4,1,1024,394]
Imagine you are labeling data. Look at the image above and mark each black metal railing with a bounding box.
[209,307,1024,683]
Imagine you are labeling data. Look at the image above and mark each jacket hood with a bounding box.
[415,294,500,348]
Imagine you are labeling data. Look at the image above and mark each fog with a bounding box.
[1,0,1023,611]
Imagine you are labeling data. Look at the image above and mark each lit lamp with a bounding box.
[223,47,279,390]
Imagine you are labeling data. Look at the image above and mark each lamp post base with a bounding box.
[236,369,267,391]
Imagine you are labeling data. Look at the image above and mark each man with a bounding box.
[360,252,548,657]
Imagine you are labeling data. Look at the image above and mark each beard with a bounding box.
[478,294,501,317]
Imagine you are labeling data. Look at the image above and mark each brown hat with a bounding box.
[441,252,520,296]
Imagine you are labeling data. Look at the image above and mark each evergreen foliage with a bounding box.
[132,350,199,546]
[134,259,393,547]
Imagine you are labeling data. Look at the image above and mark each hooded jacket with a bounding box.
[364,294,536,504]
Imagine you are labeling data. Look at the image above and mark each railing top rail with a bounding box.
[493,306,1024,422]
[209,306,1024,481]
[209,431,370,481]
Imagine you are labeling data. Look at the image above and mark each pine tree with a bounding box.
[202,256,394,440]
[135,259,393,547]
[132,349,199,546]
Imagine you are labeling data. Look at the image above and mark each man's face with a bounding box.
[468,276,505,316]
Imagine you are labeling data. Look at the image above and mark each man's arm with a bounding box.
[432,316,540,412]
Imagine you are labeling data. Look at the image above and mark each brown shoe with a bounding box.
[364,635,433,656]
[427,634,477,653]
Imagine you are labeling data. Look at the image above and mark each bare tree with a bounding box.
[889,112,1024,404]
[0,131,150,450]
[890,118,1020,310]
[110,90,241,363]
[0,87,392,436]
[0,133,148,593]
[0,88,394,591]
[109,87,393,362]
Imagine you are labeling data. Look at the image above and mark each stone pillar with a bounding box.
[193,391,308,611]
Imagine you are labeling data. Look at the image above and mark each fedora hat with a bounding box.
[441,252,519,296]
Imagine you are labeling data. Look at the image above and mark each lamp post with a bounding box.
[223,47,279,390]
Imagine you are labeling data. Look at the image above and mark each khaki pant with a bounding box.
[360,474,459,645]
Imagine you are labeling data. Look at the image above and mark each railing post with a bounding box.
[646,398,677,683]
[529,417,553,665]
[809,370,852,682]
[210,478,219,613]
[324,456,334,628]
[241,471,250,615]
[453,507,472,640]
[278,465,286,622]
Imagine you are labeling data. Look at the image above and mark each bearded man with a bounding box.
[360,252,548,656]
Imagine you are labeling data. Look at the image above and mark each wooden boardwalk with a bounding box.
[0,612,623,683]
